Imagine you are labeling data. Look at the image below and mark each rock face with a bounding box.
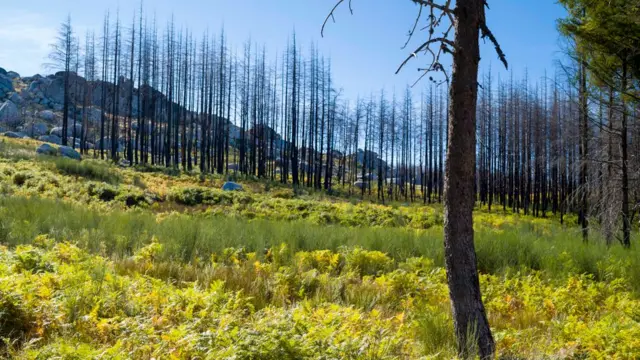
[36,143,57,156]
[222,182,243,191]
[0,101,20,126]
[58,145,81,160]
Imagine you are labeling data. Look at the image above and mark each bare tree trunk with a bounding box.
[444,1,494,358]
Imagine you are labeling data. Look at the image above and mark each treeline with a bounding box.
[48,4,638,243]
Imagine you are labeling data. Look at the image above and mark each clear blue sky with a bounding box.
[0,0,566,100]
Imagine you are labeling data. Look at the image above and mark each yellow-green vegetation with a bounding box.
[2,241,640,359]
[1,137,640,359]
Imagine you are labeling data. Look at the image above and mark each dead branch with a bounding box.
[321,0,353,38]
[402,5,423,49]
[480,22,508,69]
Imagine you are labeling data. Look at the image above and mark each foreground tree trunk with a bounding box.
[444,0,495,357]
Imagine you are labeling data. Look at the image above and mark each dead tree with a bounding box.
[321,0,507,357]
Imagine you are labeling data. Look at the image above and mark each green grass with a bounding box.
[40,156,122,184]
[2,195,639,292]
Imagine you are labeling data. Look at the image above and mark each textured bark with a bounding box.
[621,59,631,248]
[444,0,495,358]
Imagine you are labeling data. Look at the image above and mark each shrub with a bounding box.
[342,247,394,276]
[12,172,29,186]
[86,182,118,202]
[295,250,344,274]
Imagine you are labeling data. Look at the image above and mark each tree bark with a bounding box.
[444,0,495,358]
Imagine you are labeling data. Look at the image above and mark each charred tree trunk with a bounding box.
[444,1,495,358]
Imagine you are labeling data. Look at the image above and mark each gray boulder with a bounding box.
[44,77,64,105]
[37,110,56,122]
[49,127,64,137]
[36,143,57,156]
[23,122,48,137]
[38,134,62,145]
[58,145,81,160]
[6,71,19,80]
[50,124,82,138]
[222,182,243,191]
[0,101,20,126]
[3,131,26,138]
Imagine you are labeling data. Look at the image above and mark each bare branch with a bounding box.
[402,5,423,50]
[395,38,455,74]
[321,0,353,38]
[410,0,453,15]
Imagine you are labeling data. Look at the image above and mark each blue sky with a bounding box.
[0,0,566,100]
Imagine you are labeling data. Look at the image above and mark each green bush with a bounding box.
[86,182,118,202]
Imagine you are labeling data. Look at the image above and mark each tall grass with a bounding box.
[39,157,122,184]
[2,196,640,291]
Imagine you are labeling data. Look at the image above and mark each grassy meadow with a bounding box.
[1,137,640,359]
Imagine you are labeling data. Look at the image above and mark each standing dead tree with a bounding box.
[322,1,506,358]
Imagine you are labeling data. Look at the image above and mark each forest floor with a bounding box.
[1,137,640,359]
